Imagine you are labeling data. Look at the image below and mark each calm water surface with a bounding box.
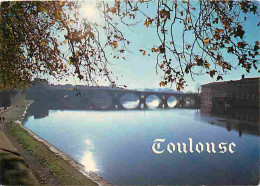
[24,109,259,185]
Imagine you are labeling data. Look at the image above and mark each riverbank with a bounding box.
[0,129,38,185]
[0,98,106,185]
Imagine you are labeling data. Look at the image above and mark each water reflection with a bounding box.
[81,151,99,172]
[85,139,93,146]
[146,95,160,108]
[24,102,260,137]
[167,96,178,108]
[80,139,99,172]
[199,108,260,137]
[120,94,139,109]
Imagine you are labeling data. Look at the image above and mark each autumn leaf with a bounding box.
[144,18,153,27]
[109,41,118,49]
[195,57,204,66]
[186,45,191,50]
[129,14,136,19]
[209,70,216,78]
[144,19,150,27]
[227,46,234,53]
[160,9,170,19]
[159,45,165,53]
[139,49,146,55]
[215,28,224,34]
[78,74,84,80]
[185,65,190,73]
[110,7,117,14]
[234,25,245,39]
[160,64,164,69]
[237,41,246,48]
[203,38,210,45]
[40,41,46,46]
[226,64,231,70]
[113,42,118,49]
[159,81,165,86]
[217,75,223,81]
[132,7,138,11]
[114,35,121,40]
[151,47,157,52]
[254,41,259,51]
[204,62,210,69]
[187,16,191,23]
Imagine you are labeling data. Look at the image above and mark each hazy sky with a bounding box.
[49,1,260,92]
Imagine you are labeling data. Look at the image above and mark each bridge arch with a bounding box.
[119,93,140,109]
[146,95,161,109]
[167,96,178,108]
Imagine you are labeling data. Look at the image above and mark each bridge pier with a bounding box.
[110,93,124,110]
[164,97,169,108]
[158,95,169,108]
[137,94,147,109]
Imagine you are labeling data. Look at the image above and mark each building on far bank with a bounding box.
[201,76,260,115]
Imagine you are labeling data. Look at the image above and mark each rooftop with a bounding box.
[202,77,260,87]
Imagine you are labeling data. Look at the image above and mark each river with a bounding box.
[23,107,259,185]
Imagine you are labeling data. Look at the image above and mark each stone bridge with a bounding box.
[44,88,200,110]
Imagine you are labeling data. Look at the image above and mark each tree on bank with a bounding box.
[0,0,259,90]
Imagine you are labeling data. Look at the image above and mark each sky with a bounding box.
[49,0,260,92]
